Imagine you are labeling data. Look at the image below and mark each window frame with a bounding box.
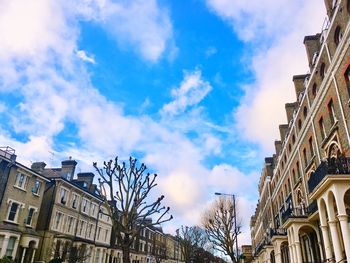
[6,199,24,223]
[59,187,69,205]
[25,206,37,226]
[32,180,42,196]
[14,172,28,190]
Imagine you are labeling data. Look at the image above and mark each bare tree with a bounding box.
[93,157,172,263]
[178,226,208,263]
[49,240,90,263]
[202,197,241,263]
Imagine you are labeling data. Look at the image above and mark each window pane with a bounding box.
[26,208,35,225]
[33,180,41,194]
[5,237,16,257]
[8,203,19,221]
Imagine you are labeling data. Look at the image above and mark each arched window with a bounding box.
[298,119,302,130]
[292,134,295,144]
[334,26,342,46]
[348,0,350,14]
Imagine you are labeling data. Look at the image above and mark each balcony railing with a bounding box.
[269,228,287,237]
[308,157,350,193]
[0,146,16,161]
[307,200,318,215]
[281,207,309,224]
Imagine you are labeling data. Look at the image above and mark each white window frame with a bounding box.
[14,172,29,191]
[91,202,97,217]
[32,179,42,196]
[81,198,90,214]
[58,187,69,205]
[53,211,64,231]
[65,216,76,234]
[71,193,80,209]
[25,206,38,226]
[6,199,24,223]
[77,219,87,237]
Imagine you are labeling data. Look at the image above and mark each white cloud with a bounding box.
[0,0,258,245]
[161,69,212,116]
[207,0,325,153]
[76,50,95,64]
[99,0,175,62]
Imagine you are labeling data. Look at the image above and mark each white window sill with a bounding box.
[4,220,18,225]
[32,192,40,197]
[13,185,27,192]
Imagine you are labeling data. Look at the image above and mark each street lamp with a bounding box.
[215,192,239,263]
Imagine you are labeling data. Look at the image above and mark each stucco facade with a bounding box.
[251,1,350,262]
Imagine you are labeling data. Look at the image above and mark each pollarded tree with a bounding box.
[202,197,241,263]
[93,157,172,263]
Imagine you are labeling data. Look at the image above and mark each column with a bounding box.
[294,241,303,263]
[320,225,333,261]
[275,251,282,263]
[328,220,343,262]
[31,249,36,263]
[1,237,9,258]
[20,248,26,263]
[338,214,350,261]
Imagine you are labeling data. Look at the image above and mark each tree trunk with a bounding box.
[122,245,131,263]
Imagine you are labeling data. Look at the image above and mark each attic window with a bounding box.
[334,26,342,46]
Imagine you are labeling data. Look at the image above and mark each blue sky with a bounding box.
[0,0,326,245]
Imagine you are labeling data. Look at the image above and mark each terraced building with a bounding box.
[250,1,350,262]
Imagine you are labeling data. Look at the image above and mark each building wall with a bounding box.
[251,1,350,262]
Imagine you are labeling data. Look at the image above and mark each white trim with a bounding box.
[5,199,25,224]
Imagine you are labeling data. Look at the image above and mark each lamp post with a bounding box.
[215,192,239,263]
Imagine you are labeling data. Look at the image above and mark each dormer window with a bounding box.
[65,173,71,180]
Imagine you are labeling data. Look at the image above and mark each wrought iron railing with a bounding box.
[308,157,350,193]
[269,228,287,237]
[307,200,318,215]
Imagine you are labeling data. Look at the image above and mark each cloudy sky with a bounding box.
[0,0,325,246]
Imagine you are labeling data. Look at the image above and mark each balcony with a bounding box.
[281,207,308,224]
[269,228,287,238]
[308,157,350,194]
